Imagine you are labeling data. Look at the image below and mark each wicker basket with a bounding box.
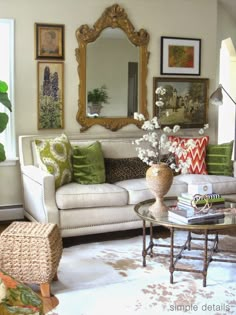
[0,222,62,284]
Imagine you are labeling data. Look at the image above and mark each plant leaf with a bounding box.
[0,93,12,111]
[0,80,8,93]
[0,143,6,162]
[0,112,8,133]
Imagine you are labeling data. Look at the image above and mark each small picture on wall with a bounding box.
[35,23,64,60]
[37,62,64,129]
[153,77,209,128]
[161,36,201,75]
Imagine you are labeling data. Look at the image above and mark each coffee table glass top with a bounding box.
[134,199,236,231]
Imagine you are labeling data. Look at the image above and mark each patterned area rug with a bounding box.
[48,231,236,315]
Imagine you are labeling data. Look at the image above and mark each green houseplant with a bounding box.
[0,80,12,161]
[87,85,109,115]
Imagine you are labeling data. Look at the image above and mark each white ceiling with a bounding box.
[219,0,236,20]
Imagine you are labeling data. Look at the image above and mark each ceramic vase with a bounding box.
[146,162,173,217]
[88,103,103,115]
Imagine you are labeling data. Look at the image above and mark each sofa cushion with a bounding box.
[206,141,234,176]
[104,157,149,183]
[169,136,209,175]
[56,182,128,209]
[176,173,236,195]
[115,177,187,205]
[72,141,105,184]
[35,133,72,189]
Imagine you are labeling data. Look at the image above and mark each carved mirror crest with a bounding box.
[75,4,150,131]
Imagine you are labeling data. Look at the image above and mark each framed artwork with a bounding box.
[153,77,209,128]
[35,23,64,60]
[160,36,201,75]
[37,62,64,129]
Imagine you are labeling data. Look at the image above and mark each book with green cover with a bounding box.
[178,193,225,205]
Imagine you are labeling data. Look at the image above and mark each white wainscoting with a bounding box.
[0,204,24,221]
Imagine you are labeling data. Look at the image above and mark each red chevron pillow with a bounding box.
[169,136,209,174]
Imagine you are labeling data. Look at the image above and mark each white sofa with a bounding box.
[18,134,236,238]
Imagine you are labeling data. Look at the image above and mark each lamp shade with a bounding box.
[209,84,236,106]
[209,85,223,106]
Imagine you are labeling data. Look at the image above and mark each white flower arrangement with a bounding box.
[134,86,209,174]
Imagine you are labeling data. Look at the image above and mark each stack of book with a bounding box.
[177,192,225,212]
[168,207,225,224]
[168,192,225,224]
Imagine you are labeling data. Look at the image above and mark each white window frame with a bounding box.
[0,19,16,165]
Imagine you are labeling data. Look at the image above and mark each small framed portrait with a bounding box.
[153,77,209,128]
[37,61,64,129]
[161,36,201,75]
[35,23,65,60]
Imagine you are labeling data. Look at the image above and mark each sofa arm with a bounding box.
[234,161,236,177]
[21,165,59,225]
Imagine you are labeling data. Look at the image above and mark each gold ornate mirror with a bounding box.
[75,4,150,131]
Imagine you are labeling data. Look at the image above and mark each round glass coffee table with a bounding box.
[134,199,236,287]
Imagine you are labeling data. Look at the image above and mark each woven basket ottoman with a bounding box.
[0,221,62,298]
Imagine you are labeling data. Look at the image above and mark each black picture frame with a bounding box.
[161,36,201,75]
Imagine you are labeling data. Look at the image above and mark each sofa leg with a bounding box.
[40,283,51,298]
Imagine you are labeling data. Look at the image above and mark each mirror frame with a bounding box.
[75,4,150,131]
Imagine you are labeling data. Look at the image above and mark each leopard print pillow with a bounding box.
[104,157,149,183]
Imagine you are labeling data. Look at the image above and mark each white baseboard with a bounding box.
[0,204,24,221]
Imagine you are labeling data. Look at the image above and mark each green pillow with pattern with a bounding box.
[35,133,72,189]
[206,141,234,176]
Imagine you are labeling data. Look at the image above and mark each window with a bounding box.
[218,38,236,158]
[0,19,15,162]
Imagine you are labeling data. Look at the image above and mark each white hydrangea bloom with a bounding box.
[155,87,166,95]
[155,101,164,107]
[163,126,172,133]
[132,101,209,169]
[173,125,180,133]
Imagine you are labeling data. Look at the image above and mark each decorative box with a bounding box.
[188,183,213,195]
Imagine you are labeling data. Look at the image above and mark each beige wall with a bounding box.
[0,0,226,206]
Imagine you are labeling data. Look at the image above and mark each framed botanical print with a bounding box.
[153,77,209,128]
[35,23,65,60]
[161,36,201,75]
[37,62,64,129]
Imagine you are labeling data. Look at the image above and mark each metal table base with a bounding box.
[142,220,236,287]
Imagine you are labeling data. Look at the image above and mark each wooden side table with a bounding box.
[0,221,62,297]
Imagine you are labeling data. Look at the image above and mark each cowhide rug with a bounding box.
[48,231,236,315]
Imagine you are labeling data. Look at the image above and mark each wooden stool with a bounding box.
[0,222,62,297]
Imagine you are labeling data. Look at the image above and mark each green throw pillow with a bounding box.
[206,141,234,176]
[72,141,105,184]
[104,157,149,183]
[35,133,73,189]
